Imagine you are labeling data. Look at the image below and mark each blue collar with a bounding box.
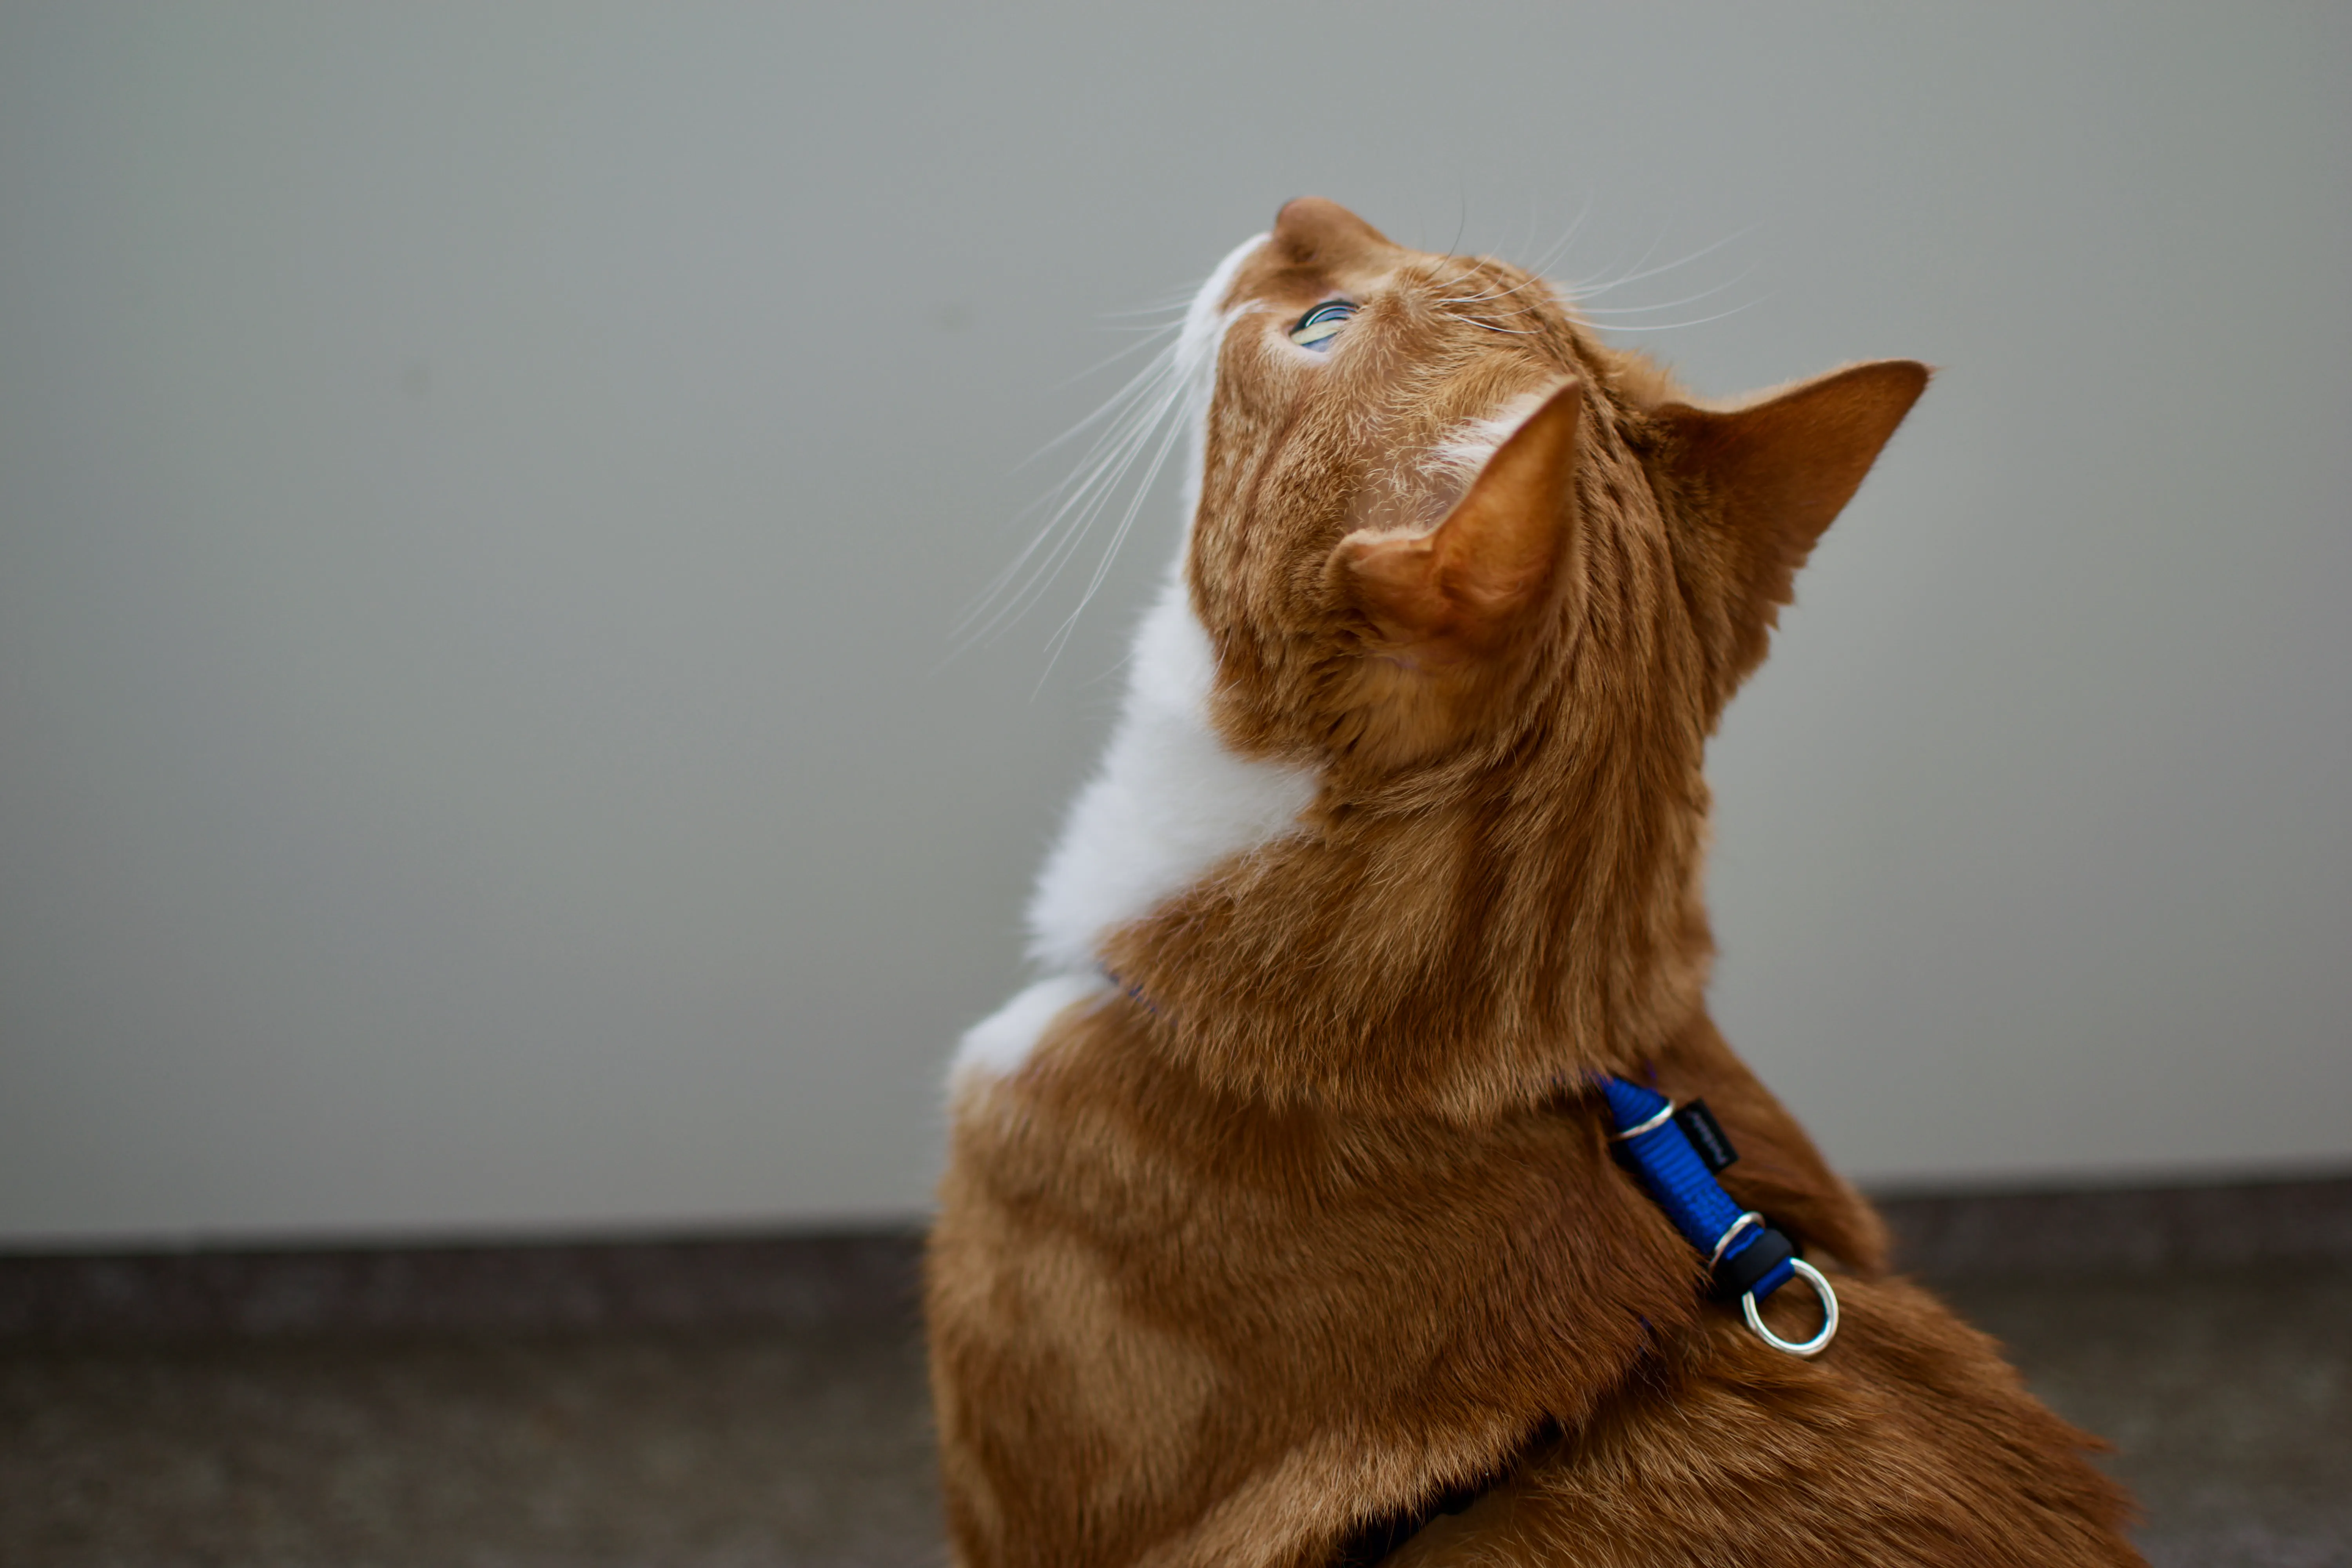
[1600,1076,1838,1357]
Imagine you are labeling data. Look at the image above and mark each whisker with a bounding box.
[1441,263,1572,308]
[1018,341,1183,469]
[1573,225,1756,298]
[950,261,1230,668]
[1579,221,1675,296]
[1033,392,1191,689]
[1532,195,1595,276]
[1444,314,1540,336]
[1097,285,1198,319]
[1568,267,1756,318]
[1025,382,1184,547]
[1588,299,1762,334]
[1437,202,1597,307]
[953,352,1187,647]
[1051,319,1185,389]
[1439,274,1552,307]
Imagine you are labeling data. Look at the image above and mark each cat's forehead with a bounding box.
[1218,221,1553,322]
[1200,200,1604,408]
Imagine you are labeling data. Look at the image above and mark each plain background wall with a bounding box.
[2,3,2346,1246]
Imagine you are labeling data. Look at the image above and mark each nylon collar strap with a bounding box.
[1600,1076,1839,1357]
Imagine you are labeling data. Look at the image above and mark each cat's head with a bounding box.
[1185,198,1927,782]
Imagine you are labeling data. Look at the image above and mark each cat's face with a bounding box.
[1197,199,1583,586]
[1185,198,1926,781]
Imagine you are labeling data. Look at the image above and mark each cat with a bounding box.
[926,198,2140,1568]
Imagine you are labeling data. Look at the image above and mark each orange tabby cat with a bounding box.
[927,198,2140,1567]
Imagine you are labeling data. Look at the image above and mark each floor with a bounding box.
[2,1321,941,1568]
[1937,1263,2351,1568]
[3,1202,2347,1567]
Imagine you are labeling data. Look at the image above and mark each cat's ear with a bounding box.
[1332,377,1584,665]
[1659,359,1930,616]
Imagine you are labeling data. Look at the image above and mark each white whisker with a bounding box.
[1034,389,1191,689]
[1589,299,1763,334]
[950,345,1188,651]
[1438,211,1590,306]
[1573,225,1757,298]
[949,254,1236,669]
[1097,299,1194,320]
[1443,313,1540,336]
[978,381,1185,631]
[1051,319,1185,390]
[1567,267,1756,318]
[1533,195,1595,276]
[1016,341,1182,470]
[1096,282,1200,320]
[1574,223,1670,297]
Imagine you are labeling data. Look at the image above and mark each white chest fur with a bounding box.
[948,573,1318,1087]
[1024,577,1318,976]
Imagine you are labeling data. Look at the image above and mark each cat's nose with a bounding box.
[1272,197,1394,269]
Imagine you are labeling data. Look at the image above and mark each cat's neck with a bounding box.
[1024,567,1321,978]
[1093,544,1717,1122]
[945,565,1319,1093]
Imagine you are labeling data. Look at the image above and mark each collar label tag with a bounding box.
[1672,1100,1739,1174]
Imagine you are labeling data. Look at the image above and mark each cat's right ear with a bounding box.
[1656,359,1929,678]
[1659,359,1927,555]
[1330,377,1584,668]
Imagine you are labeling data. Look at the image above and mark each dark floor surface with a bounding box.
[1939,1263,2351,1568]
[2,1222,2347,1566]
[2,1321,941,1568]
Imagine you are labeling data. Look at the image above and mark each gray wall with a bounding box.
[2,4,2345,1245]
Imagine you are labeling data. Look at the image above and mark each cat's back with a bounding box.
[927,991,1701,1567]
[1384,1274,2140,1568]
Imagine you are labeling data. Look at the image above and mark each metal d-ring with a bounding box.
[1742,1258,1839,1358]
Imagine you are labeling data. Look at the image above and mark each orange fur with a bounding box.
[928,199,2138,1566]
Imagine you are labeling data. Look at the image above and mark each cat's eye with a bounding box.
[1289,301,1357,350]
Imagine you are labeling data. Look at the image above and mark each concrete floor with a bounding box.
[2,1255,2346,1566]
[1939,1263,2352,1568]
[2,1320,942,1568]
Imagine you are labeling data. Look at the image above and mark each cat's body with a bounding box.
[927,200,2140,1567]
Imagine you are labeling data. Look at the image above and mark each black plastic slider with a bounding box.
[1710,1224,1796,1301]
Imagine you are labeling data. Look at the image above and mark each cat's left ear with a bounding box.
[1658,359,1929,624]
